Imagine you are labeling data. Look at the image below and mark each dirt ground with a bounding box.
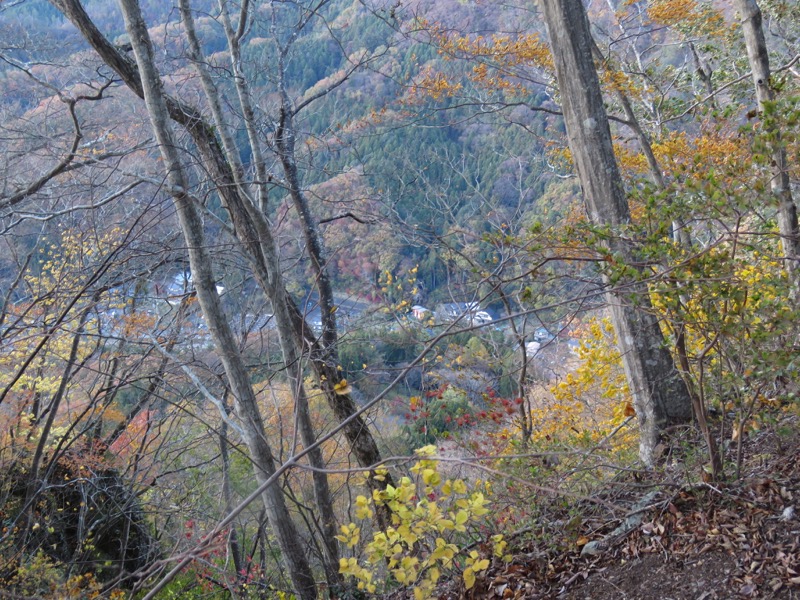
[385,412,800,600]
[492,422,799,599]
[563,552,743,599]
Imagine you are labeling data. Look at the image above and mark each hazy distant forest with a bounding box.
[1,0,798,598]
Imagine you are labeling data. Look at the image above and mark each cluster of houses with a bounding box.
[411,302,494,326]
[147,271,578,355]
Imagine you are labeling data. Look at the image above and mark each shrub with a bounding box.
[337,446,508,598]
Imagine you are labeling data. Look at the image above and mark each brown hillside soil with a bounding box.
[388,416,800,600]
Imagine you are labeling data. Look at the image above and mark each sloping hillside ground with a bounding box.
[388,413,800,600]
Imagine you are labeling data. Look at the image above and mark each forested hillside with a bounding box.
[0,0,798,598]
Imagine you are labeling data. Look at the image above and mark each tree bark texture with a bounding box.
[735,0,800,298]
[540,0,693,465]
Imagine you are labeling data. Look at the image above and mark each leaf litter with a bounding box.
[386,415,799,599]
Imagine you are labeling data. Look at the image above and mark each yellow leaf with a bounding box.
[422,468,441,486]
[415,445,436,457]
[333,379,352,395]
[463,567,476,590]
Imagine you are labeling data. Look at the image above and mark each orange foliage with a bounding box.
[260,384,348,496]
[439,32,552,70]
[614,144,650,177]
[408,67,463,101]
[598,68,644,98]
[412,20,553,101]
[108,409,155,461]
[647,0,700,26]
[646,0,727,37]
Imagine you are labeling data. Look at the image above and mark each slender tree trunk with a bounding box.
[275,106,338,353]
[215,0,272,213]
[735,0,800,298]
[540,0,693,465]
[20,304,92,550]
[498,289,531,445]
[689,42,717,109]
[115,2,316,597]
[291,382,344,592]
[218,410,244,587]
[589,44,726,475]
[179,1,343,587]
[273,74,396,528]
[51,0,392,532]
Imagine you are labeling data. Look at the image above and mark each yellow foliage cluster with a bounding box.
[338,446,507,598]
[4,550,104,599]
[470,63,528,96]
[35,227,124,292]
[617,130,750,184]
[599,68,642,98]
[546,143,573,172]
[614,144,650,177]
[653,247,792,384]
[1,228,126,397]
[647,0,699,26]
[524,318,637,452]
[653,131,748,174]
[414,21,553,101]
[378,265,421,313]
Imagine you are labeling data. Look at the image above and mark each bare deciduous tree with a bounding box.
[115,0,316,595]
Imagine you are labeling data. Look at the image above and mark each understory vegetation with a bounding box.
[0,0,798,598]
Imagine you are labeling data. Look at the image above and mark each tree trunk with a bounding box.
[540,0,693,465]
[115,1,316,597]
[273,68,396,527]
[735,0,800,298]
[51,0,392,532]
[218,415,244,586]
[179,1,343,588]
